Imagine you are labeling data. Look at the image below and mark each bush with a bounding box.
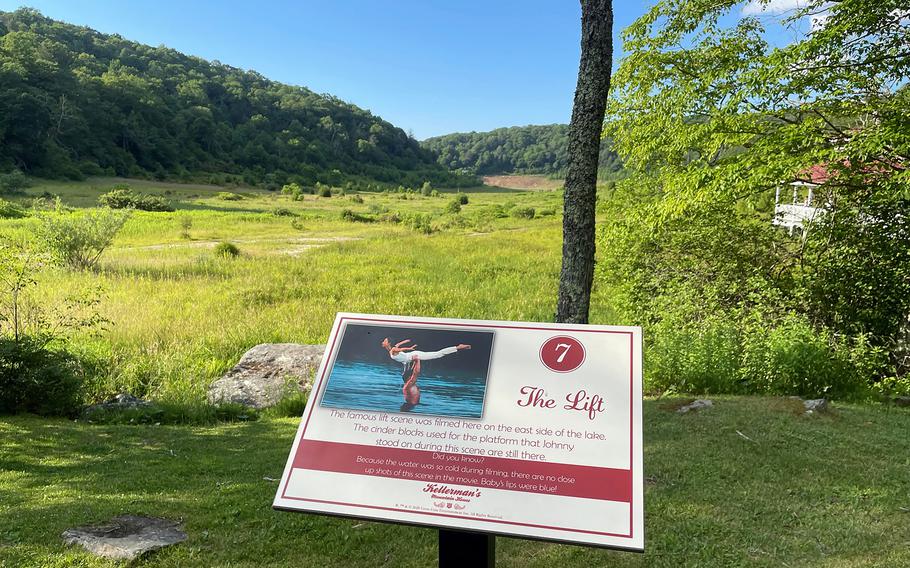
[214,242,240,258]
[271,207,295,217]
[217,191,244,201]
[456,192,469,205]
[349,195,364,204]
[38,208,131,270]
[98,186,174,212]
[445,200,462,214]
[421,181,433,196]
[0,199,26,219]
[340,209,373,223]
[178,214,192,239]
[510,206,536,219]
[403,213,434,234]
[0,170,30,194]
[0,338,80,416]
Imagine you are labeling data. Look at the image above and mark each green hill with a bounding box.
[0,8,472,188]
[421,124,623,177]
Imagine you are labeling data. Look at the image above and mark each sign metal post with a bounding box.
[439,529,494,568]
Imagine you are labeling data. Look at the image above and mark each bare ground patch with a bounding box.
[482,174,562,191]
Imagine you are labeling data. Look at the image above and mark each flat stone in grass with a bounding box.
[62,515,186,561]
[207,343,325,409]
[677,399,713,414]
[83,393,153,413]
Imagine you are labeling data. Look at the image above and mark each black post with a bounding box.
[439,529,494,568]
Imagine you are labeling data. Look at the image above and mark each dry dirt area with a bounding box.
[482,174,563,191]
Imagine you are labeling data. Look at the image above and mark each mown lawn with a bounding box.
[2,397,908,567]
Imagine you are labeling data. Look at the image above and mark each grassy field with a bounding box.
[4,178,909,567]
[6,177,591,404]
[1,397,908,567]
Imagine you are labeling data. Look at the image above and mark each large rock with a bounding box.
[62,515,186,561]
[803,398,829,414]
[207,343,325,408]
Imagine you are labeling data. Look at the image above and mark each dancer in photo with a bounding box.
[400,358,421,412]
[381,337,471,412]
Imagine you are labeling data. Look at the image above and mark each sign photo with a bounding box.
[274,313,644,551]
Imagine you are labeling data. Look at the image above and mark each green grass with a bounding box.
[1,397,908,567]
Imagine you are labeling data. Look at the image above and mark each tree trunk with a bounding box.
[556,0,613,324]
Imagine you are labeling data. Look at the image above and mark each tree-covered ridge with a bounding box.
[0,8,470,188]
[421,124,623,176]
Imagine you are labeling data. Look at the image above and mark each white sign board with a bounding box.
[274,313,644,551]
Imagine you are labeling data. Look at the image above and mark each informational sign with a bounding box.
[273,313,644,551]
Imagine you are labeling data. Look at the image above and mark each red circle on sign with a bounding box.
[540,335,585,373]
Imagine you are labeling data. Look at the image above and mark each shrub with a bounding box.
[38,208,131,270]
[0,170,30,194]
[0,338,80,416]
[456,192,469,205]
[539,207,557,216]
[510,206,536,219]
[421,181,433,196]
[340,209,373,223]
[0,199,26,219]
[217,191,244,201]
[98,187,174,212]
[403,213,434,234]
[318,186,332,198]
[271,207,295,217]
[214,242,240,258]
[349,195,364,204]
[178,214,192,239]
[281,183,305,201]
[97,188,135,209]
[445,200,462,214]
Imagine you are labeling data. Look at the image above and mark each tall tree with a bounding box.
[557,0,614,324]
[605,0,910,358]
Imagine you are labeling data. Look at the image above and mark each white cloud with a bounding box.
[742,0,810,16]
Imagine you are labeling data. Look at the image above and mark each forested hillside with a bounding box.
[0,9,471,188]
[421,124,623,176]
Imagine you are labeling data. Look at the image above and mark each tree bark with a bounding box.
[556,0,613,324]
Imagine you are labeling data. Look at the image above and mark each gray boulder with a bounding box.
[62,515,186,561]
[803,398,829,414]
[207,343,325,408]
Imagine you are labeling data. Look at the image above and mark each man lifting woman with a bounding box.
[380,338,471,412]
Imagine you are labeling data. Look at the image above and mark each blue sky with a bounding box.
[0,1,804,139]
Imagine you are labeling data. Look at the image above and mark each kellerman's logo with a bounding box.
[423,483,481,498]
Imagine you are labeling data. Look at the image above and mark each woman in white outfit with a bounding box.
[380,337,471,412]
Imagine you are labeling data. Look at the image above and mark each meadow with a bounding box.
[5,176,595,405]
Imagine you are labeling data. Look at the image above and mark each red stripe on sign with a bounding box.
[292,440,632,503]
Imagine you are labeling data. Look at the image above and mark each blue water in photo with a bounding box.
[320,360,488,419]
